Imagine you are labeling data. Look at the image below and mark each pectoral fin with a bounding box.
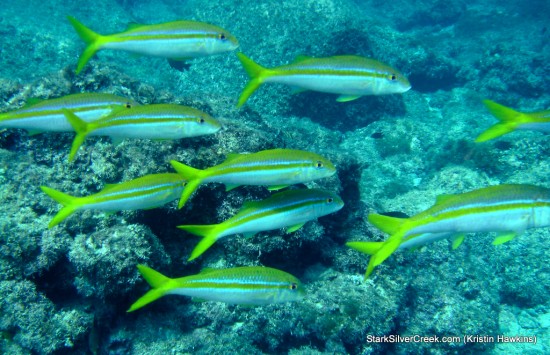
[336,95,361,102]
[286,223,305,233]
[267,185,289,191]
[451,234,466,250]
[225,184,240,191]
[492,232,517,245]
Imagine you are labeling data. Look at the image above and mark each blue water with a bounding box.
[0,0,549,353]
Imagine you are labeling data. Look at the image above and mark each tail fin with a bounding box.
[364,236,402,278]
[476,100,524,142]
[170,160,204,208]
[177,225,219,261]
[368,214,407,235]
[347,230,405,279]
[346,241,384,256]
[236,53,268,108]
[67,16,103,74]
[40,186,79,228]
[62,109,90,162]
[127,265,173,312]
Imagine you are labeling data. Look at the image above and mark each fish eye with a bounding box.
[198,117,205,124]
[326,198,334,203]
[219,33,226,40]
[315,161,323,168]
[125,102,132,108]
[290,283,298,290]
[388,74,397,81]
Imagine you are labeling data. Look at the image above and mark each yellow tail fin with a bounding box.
[368,214,407,235]
[127,265,173,312]
[169,160,204,208]
[177,225,219,261]
[62,109,90,162]
[347,230,406,279]
[67,16,104,74]
[236,53,268,108]
[40,186,79,228]
[476,100,524,142]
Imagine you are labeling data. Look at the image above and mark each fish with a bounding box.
[236,53,411,107]
[178,188,344,260]
[67,16,239,74]
[476,100,550,142]
[64,103,221,162]
[347,184,550,278]
[170,148,336,208]
[127,265,305,312]
[0,93,138,135]
[41,173,187,228]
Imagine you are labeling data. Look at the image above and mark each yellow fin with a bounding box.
[292,55,313,63]
[27,130,43,136]
[198,268,217,274]
[286,223,305,233]
[336,95,361,102]
[451,234,465,250]
[365,236,402,279]
[476,100,523,142]
[22,98,44,108]
[224,153,242,161]
[125,22,145,31]
[346,241,384,256]
[267,185,289,191]
[492,232,517,245]
[236,53,269,108]
[368,213,406,235]
[435,193,456,205]
[127,265,172,312]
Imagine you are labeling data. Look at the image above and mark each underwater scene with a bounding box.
[0,0,549,353]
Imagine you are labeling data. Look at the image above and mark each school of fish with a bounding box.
[0,14,547,312]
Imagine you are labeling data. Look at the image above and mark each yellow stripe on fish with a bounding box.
[41,173,186,228]
[476,100,550,142]
[64,104,221,162]
[236,53,410,107]
[170,148,336,209]
[347,184,550,278]
[128,265,305,312]
[68,16,239,74]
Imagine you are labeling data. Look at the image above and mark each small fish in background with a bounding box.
[0,93,138,135]
[170,148,337,208]
[347,184,550,278]
[63,104,221,162]
[127,265,305,312]
[236,53,411,107]
[67,16,239,74]
[41,173,187,228]
[178,188,344,261]
[476,99,550,142]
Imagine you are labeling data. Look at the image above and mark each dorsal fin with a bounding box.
[292,55,312,63]
[126,22,145,31]
[240,200,262,211]
[22,98,44,108]
[435,193,456,205]
[224,153,242,162]
[198,268,217,274]
[101,183,118,191]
